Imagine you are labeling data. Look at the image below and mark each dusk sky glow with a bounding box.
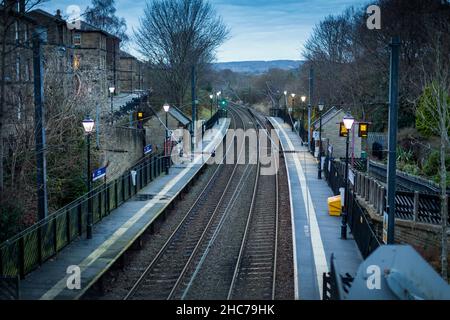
[41,0,368,62]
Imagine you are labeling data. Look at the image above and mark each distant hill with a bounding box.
[213,60,304,74]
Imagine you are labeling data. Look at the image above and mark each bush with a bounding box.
[0,199,24,243]
[422,150,450,177]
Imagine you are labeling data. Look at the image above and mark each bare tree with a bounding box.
[0,0,46,199]
[85,0,129,47]
[135,0,229,107]
[416,28,450,281]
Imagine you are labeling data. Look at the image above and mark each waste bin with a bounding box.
[328,195,342,216]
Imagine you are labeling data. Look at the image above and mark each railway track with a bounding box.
[124,106,258,300]
[228,108,279,300]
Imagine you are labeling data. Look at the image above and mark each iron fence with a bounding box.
[324,157,381,259]
[322,254,354,300]
[0,276,20,300]
[0,152,165,279]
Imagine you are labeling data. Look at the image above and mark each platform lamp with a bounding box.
[341,114,355,240]
[82,117,95,239]
[318,102,325,179]
[283,91,288,120]
[290,93,296,131]
[209,94,214,118]
[301,96,307,142]
[163,103,170,175]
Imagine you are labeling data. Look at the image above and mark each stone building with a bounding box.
[119,50,144,93]
[312,107,362,159]
[0,0,36,139]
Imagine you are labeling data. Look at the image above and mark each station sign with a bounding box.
[359,122,369,138]
[92,166,106,182]
[339,122,348,137]
[144,144,153,155]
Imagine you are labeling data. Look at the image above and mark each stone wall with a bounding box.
[99,126,145,181]
[357,196,450,272]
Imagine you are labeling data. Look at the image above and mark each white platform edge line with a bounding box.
[271,117,329,300]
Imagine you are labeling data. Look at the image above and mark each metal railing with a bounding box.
[322,254,354,300]
[0,276,20,300]
[0,152,166,279]
[324,157,381,258]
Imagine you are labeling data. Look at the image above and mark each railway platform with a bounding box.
[18,118,230,300]
[268,117,363,300]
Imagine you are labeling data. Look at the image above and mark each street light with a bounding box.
[291,93,296,132]
[300,96,307,142]
[82,117,95,239]
[283,91,288,120]
[209,94,214,118]
[163,103,170,175]
[317,103,325,179]
[216,91,221,113]
[341,114,355,240]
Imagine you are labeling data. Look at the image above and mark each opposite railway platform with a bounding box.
[19,118,230,300]
[268,117,363,300]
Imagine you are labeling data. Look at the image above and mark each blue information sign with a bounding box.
[144,144,153,155]
[92,166,106,182]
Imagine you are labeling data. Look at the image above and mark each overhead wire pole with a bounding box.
[191,65,196,161]
[33,27,48,220]
[386,36,401,244]
[308,66,314,152]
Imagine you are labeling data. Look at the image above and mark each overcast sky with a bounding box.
[40,0,368,62]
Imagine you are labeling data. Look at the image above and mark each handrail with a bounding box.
[0,151,162,249]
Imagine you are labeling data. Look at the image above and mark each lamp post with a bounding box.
[341,115,355,240]
[209,94,214,118]
[82,117,95,239]
[290,93,296,132]
[317,103,324,179]
[163,103,170,175]
[283,91,288,121]
[301,96,306,142]
[109,87,115,125]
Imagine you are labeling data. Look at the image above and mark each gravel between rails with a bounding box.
[274,142,295,300]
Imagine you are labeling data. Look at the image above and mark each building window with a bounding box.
[73,33,81,46]
[17,96,22,121]
[73,54,81,70]
[16,56,20,81]
[24,59,30,81]
[14,21,19,43]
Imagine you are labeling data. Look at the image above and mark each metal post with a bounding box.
[165,111,169,175]
[341,133,350,239]
[291,96,295,132]
[387,36,400,245]
[308,67,314,152]
[86,133,93,239]
[33,27,48,220]
[210,98,213,118]
[284,94,288,123]
[318,111,322,179]
[95,103,100,149]
[191,66,196,162]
